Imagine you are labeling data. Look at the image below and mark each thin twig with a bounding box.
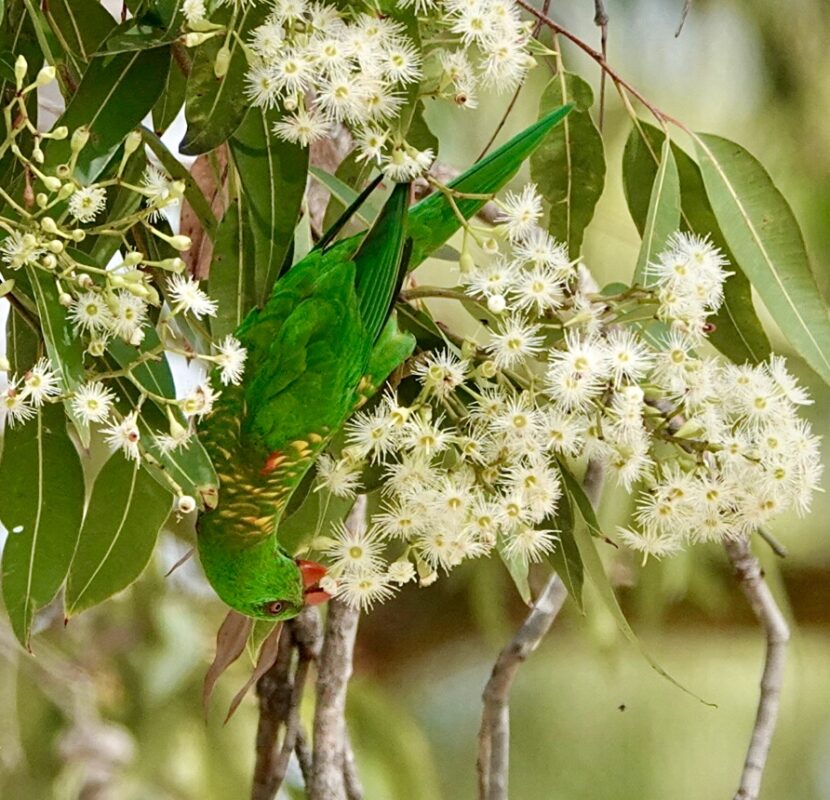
[514,0,686,131]
[308,497,366,800]
[723,537,790,800]
[593,0,609,130]
[477,462,604,799]
[477,576,568,800]
[675,0,693,38]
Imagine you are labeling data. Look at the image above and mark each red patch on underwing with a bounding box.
[260,450,285,475]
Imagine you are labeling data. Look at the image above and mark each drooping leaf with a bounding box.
[633,138,680,286]
[44,45,170,184]
[695,133,830,383]
[208,198,257,339]
[0,404,85,648]
[229,107,309,305]
[180,3,269,155]
[65,454,172,616]
[546,487,583,612]
[622,122,770,363]
[44,0,117,62]
[27,266,90,444]
[497,542,531,605]
[203,610,253,716]
[141,127,218,237]
[225,623,283,722]
[558,460,712,704]
[530,73,605,258]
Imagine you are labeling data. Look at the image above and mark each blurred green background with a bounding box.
[2,0,830,798]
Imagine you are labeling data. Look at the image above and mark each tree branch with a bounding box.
[308,497,366,800]
[477,575,568,800]
[723,537,790,800]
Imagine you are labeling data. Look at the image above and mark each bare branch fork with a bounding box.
[477,462,605,800]
[251,497,366,800]
[724,537,790,800]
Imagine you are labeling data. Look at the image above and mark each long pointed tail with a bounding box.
[406,104,572,268]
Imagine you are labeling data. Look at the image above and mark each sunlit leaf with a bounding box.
[65,453,172,616]
[0,404,85,648]
[530,73,605,258]
[695,133,830,383]
[230,107,309,305]
[497,541,531,605]
[622,122,770,363]
[633,138,680,286]
[546,487,583,612]
[44,0,116,62]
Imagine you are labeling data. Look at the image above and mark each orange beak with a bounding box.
[297,559,331,606]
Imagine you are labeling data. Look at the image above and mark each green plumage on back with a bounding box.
[197,106,572,621]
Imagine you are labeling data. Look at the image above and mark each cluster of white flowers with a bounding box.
[183,0,534,179]
[0,58,246,493]
[304,182,822,610]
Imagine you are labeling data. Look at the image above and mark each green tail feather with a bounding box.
[406,104,573,267]
[353,182,410,342]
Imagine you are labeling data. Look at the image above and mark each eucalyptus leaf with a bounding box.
[44,45,170,184]
[0,404,85,648]
[633,138,680,287]
[65,453,172,616]
[44,0,117,62]
[180,4,269,155]
[695,133,830,383]
[497,541,531,605]
[229,106,309,305]
[208,198,257,340]
[530,73,605,258]
[546,487,583,612]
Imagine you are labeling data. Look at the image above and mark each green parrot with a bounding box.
[196,105,572,622]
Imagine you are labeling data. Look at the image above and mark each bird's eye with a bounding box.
[265,601,284,616]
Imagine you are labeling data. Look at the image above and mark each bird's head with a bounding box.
[197,526,331,621]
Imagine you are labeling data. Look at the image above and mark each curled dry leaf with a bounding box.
[203,609,253,717]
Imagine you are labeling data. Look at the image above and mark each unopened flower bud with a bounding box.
[0,355,10,372]
[31,146,44,164]
[123,251,144,267]
[48,239,64,254]
[14,55,27,87]
[70,127,90,153]
[57,182,75,200]
[40,254,57,270]
[124,130,142,157]
[168,235,191,252]
[50,126,68,140]
[177,495,197,514]
[158,257,186,272]
[214,44,231,78]
[129,328,145,346]
[77,273,94,289]
[35,65,56,87]
[42,175,62,192]
[459,251,475,274]
[71,229,86,242]
[59,292,73,307]
[36,192,48,208]
[487,294,506,314]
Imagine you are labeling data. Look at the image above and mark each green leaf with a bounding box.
[0,405,85,647]
[623,122,770,363]
[530,73,605,258]
[695,134,830,382]
[633,138,680,286]
[497,542,531,605]
[44,0,117,62]
[4,306,38,372]
[151,55,187,134]
[546,488,583,612]
[180,4,269,155]
[557,460,712,704]
[45,46,170,184]
[27,267,90,444]
[141,126,218,236]
[208,198,257,339]
[229,107,309,305]
[65,454,171,616]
